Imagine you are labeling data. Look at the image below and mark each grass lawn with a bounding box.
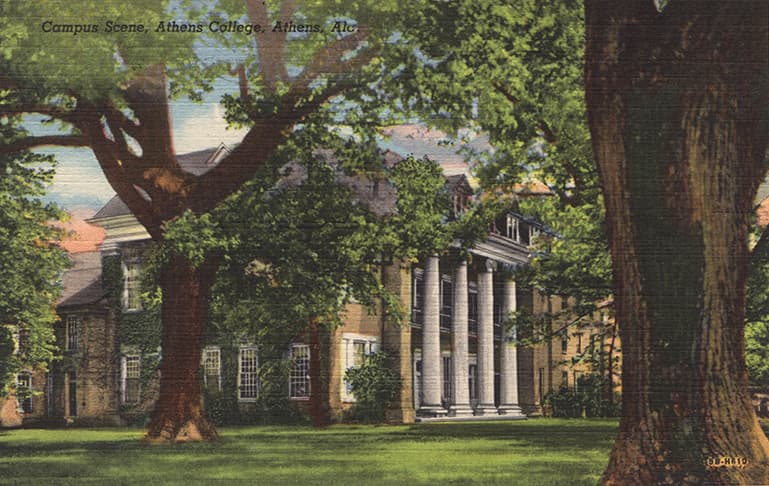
[0,419,617,485]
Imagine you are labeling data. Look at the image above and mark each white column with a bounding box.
[475,259,497,415]
[499,278,524,416]
[449,259,473,417]
[418,255,446,416]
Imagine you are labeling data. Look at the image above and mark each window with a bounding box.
[506,214,519,241]
[468,284,478,334]
[123,261,142,311]
[355,342,370,366]
[68,371,78,416]
[493,284,503,328]
[412,269,424,326]
[342,334,378,401]
[289,344,310,399]
[562,371,569,389]
[468,363,478,402]
[588,334,597,355]
[574,371,583,393]
[442,355,452,403]
[413,356,422,408]
[561,335,568,354]
[16,373,32,414]
[576,333,583,354]
[122,356,141,404]
[453,192,470,216]
[45,373,53,417]
[66,316,79,351]
[238,346,259,401]
[538,368,545,403]
[519,221,531,245]
[440,276,453,330]
[17,328,30,355]
[202,347,221,392]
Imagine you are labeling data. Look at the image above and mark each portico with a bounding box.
[413,242,527,418]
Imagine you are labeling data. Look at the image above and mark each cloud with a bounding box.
[174,103,249,154]
[43,148,115,212]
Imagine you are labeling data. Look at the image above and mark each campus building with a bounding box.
[4,145,614,426]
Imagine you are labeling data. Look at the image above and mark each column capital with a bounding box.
[484,258,497,273]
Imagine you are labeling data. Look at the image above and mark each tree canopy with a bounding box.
[0,123,69,391]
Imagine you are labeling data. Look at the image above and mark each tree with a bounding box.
[208,130,489,425]
[584,1,769,483]
[0,0,415,441]
[391,0,769,482]
[0,123,68,393]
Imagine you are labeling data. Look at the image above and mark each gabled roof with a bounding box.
[445,174,472,194]
[58,252,106,309]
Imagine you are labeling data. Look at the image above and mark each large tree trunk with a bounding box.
[585,1,769,483]
[308,318,326,427]
[145,254,220,442]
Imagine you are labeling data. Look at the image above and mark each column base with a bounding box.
[497,404,525,417]
[473,404,498,416]
[417,405,448,417]
[447,404,475,417]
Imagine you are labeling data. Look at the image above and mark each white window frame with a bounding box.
[238,346,259,402]
[506,214,519,242]
[440,275,453,330]
[341,333,379,402]
[122,261,143,311]
[121,355,141,404]
[413,349,422,409]
[202,346,221,392]
[411,268,424,326]
[288,344,310,400]
[66,315,79,351]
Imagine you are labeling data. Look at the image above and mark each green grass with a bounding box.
[0,419,617,485]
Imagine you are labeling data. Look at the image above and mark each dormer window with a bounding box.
[453,192,470,217]
[494,213,531,244]
[505,214,519,241]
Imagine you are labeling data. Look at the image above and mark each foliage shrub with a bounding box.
[344,351,400,422]
[544,373,620,418]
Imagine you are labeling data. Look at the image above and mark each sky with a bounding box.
[34,85,480,215]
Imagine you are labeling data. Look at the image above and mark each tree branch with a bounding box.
[104,104,142,141]
[228,63,250,101]
[0,104,77,123]
[0,134,89,154]
[76,111,162,238]
[286,28,371,102]
[123,64,177,168]
[246,0,292,91]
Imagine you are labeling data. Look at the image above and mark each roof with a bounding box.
[92,145,227,220]
[445,174,471,194]
[58,252,106,309]
[92,145,402,220]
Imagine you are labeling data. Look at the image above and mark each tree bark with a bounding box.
[308,318,326,427]
[145,254,220,442]
[585,2,769,484]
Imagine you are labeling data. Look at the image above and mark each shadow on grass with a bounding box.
[0,419,618,485]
